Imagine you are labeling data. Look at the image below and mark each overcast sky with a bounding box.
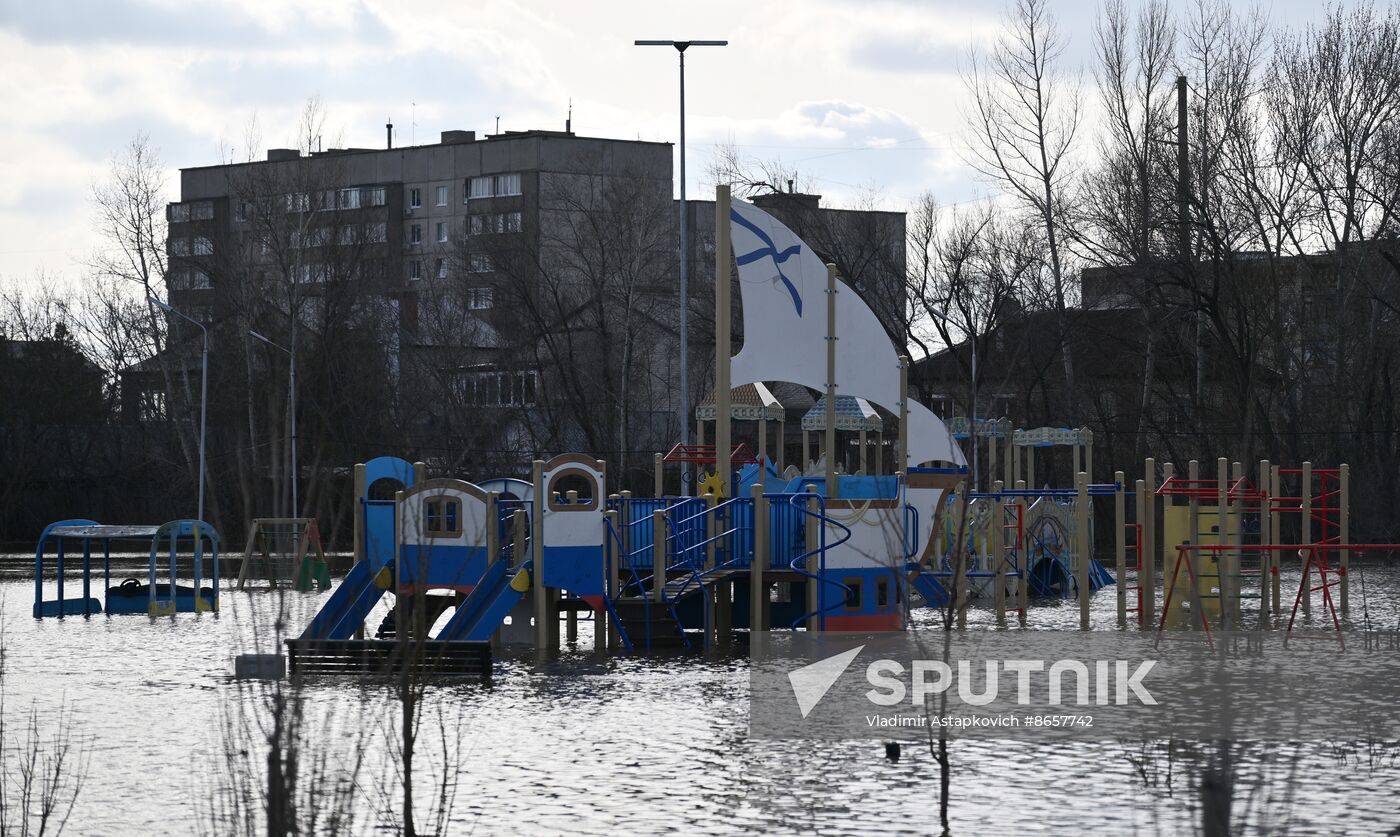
[0,0,1332,286]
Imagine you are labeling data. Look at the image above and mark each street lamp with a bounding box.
[249,330,298,517]
[930,307,978,491]
[635,38,727,494]
[148,296,208,522]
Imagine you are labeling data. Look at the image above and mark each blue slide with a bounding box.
[906,563,951,608]
[299,560,389,640]
[436,559,531,642]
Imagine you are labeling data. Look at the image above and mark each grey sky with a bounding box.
[0,0,1333,285]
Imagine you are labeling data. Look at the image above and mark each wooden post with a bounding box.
[751,484,769,634]
[1160,461,1175,620]
[603,508,618,650]
[758,417,768,465]
[1075,471,1090,630]
[531,460,547,651]
[651,509,666,602]
[993,479,1006,626]
[1270,464,1282,613]
[1340,462,1350,612]
[1215,459,1229,629]
[1188,460,1201,627]
[697,418,705,447]
[1114,470,1126,627]
[1229,460,1243,628]
[1003,433,1013,487]
[1143,458,1157,627]
[1134,479,1147,628]
[1302,461,1312,616]
[352,463,366,564]
[824,262,838,499]
[804,484,820,629]
[951,481,968,629]
[486,492,500,567]
[1258,460,1271,621]
[898,355,909,476]
[654,453,664,498]
[1073,443,1082,479]
[988,432,998,493]
[715,184,733,498]
[776,418,786,471]
[1084,431,1094,485]
[1015,478,1028,622]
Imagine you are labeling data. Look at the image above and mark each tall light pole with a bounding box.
[635,38,727,494]
[250,330,298,517]
[149,296,208,522]
[931,307,978,491]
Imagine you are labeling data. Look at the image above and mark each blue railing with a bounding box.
[765,492,854,632]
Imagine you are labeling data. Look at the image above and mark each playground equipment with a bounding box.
[33,519,220,617]
[236,518,330,591]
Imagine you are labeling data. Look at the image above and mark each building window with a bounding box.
[191,202,214,221]
[285,192,310,213]
[234,202,249,222]
[194,237,213,255]
[467,287,493,309]
[435,185,448,207]
[409,188,421,209]
[843,578,863,611]
[409,260,423,280]
[336,188,361,210]
[503,210,522,232]
[367,187,386,207]
[467,253,492,273]
[452,369,539,407]
[467,176,493,200]
[436,222,448,243]
[138,389,167,421]
[436,257,447,279]
[424,496,463,537]
[169,204,191,223]
[410,224,422,245]
[468,214,485,236]
[469,211,523,235]
[170,238,190,256]
[495,172,521,196]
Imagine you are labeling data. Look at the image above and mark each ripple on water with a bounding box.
[6,559,1400,834]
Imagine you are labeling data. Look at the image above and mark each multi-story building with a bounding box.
[144,127,907,488]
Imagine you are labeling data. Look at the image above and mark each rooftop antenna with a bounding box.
[566,98,572,134]
[386,118,393,149]
[411,100,417,146]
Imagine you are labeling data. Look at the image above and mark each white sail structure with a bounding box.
[727,198,965,469]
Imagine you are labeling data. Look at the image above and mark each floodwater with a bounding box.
[6,554,1400,836]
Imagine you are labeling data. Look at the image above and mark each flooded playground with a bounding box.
[9,556,1400,836]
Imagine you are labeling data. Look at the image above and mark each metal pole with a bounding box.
[678,48,690,495]
[824,263,837,498]
[197,325,208,523]
[971,337,978,491]
[290,321,299,517]
[715,185,732,495]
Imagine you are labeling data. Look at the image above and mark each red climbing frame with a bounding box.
[662,443,760,465]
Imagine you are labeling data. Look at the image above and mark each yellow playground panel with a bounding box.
[1162,505,1241,628]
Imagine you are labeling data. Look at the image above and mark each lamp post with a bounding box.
[931,307,978,491]
[149,296,208,522]
[249,330,298,517]
[635,38,727,495]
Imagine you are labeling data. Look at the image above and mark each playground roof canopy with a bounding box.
[800,394,883,432]
[695,382,784,421]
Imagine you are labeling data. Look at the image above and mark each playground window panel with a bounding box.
[843,579,863,611]
[424,496,463,537]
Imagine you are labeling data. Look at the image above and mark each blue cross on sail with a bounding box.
[727,198,965,470]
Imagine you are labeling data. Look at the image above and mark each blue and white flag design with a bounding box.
[727,199,963,467]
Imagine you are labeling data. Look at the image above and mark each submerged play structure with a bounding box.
[33,187,1381,673]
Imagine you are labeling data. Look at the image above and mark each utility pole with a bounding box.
[1178,75,1204,407]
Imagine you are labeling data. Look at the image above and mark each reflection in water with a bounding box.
[6,557,1400,834]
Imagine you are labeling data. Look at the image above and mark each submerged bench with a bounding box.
[284,639,491,679]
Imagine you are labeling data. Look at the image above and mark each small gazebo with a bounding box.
[695,382,786,468]
[800,394,885,475]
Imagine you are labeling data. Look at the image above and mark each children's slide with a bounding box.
[299,559,390,641]
[435,559,531,642]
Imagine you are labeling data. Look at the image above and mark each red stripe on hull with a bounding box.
[824,613,903,632]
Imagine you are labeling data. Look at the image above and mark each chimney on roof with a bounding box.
[787,179,794,194]
[387,121,393,149]
[267,148,300,162]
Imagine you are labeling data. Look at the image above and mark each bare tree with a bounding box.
[963,0,1084,407]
